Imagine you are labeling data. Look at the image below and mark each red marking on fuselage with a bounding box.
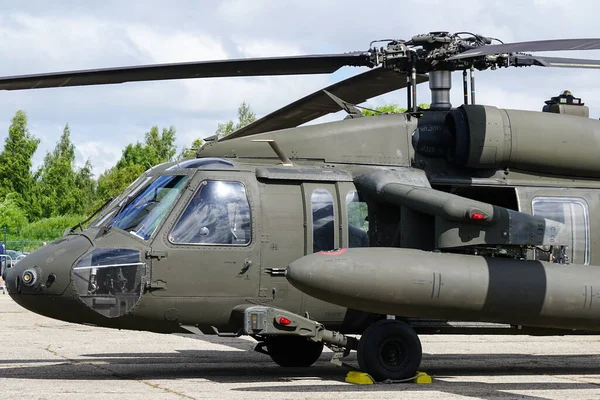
[318,248,347,256]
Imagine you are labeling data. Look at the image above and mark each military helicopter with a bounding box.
[4,31,600,382]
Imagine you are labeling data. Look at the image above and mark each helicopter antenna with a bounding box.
[251,139,293,166]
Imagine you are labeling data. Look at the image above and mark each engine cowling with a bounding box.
[445,105,600,177]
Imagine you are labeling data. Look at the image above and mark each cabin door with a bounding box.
[149,171,261,298]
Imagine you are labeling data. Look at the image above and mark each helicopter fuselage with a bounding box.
[5,108,600,337]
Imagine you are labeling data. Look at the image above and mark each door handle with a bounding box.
[239,258,252,275]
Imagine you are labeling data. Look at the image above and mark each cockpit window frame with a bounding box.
[165,157,236,171]
[167,179,253,247]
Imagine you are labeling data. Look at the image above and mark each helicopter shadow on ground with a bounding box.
[0,349,346,382]
[0,333,347,381]
[233,353,600,400]
[234,379,590,400]
[0,342,599,388]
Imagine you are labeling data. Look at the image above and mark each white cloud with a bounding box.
[76,140,122,174]
[0,13,136,72]
[125,26,229,63]
[234,38,303,58]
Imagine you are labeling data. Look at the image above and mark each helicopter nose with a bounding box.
[5,234,92,303]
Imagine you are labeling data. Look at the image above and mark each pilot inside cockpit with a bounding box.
[169,181,251,245]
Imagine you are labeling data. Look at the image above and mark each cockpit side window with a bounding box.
[169,181,251,246]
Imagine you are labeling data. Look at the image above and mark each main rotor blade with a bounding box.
[0,52,373,91]
[512,55,600,69]
[223,68,428,140]
[449,38,600,60]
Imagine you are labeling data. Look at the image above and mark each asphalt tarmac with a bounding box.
[1,295,600,400]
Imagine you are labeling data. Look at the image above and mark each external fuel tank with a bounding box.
[286,248,600,331]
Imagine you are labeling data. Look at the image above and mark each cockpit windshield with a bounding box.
[109,175,188,240]
[91,175,153,227]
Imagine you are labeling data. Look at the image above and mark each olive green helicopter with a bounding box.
[4,31,600,382]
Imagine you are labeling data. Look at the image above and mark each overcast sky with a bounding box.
[0,0,599,175]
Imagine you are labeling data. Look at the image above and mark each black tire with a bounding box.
[266,336,324,367]
[356,318,386,372]
[357,319,422,382]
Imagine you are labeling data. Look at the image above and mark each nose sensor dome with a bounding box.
[22,269,38,287]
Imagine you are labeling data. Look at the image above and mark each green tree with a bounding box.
[37,124,76,217]
[36,124,96,218]
[362,103,430,116]
[145,125,177,164]
[216,101,256,138]
[74,160,96,215]
[178,102,255,159]
[96,125,177,206]
[96,164,146,204]
[117,142,146,168]
[178,138,204,159]
[0,193,28,231]
[0,111,39,203]
[117,125,177,169]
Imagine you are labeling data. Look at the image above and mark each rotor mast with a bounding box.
[428,70,452,110]
[428,68,476,110]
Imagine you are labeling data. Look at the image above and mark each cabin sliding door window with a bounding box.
[312,189,335,252]
[169,181,251,246]
[532,197,589,264]
[346,190,369,248]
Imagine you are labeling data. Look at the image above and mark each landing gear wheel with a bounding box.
[357,319,422,382]
[266,336,324,367]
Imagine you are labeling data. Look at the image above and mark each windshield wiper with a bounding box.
[111,194,135,225]
[69,197,114,234]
